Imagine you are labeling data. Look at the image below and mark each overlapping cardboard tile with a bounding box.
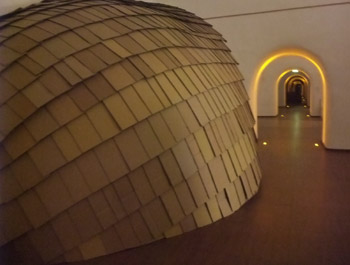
[0,77,17,105]
[130,211,153,244]
[114,127,149,170]
[2,63,36,90]
[140,53,167,74]
[142,198,172,234]
[3,125,35,159]
[115,217,140,249]
[133,80,163,113]
[113,176,141,214]
[129,167,156,205]
[206,197,222,222]
[74,27,100,45]
[120,86,151,121]
[35,172,73,217]
[134,119,163,158]
[193,204,212,228]
[0,200,31,243]
[51,212,81,251]
[225,183,241,212]
[75,150,109,193]
[59,162,90,203]
[102,185,127,221]
[88,190,117,229]
[29,223,64,263]
[60,31,90,50]
[68,83,98,111]
[79,235,106,260]
[40,68,71,96]
[100,226,123,254]
[0,167,23,203]
[161,105,189,142]
[217,190,233,217]
[64,248,83,263]
[143,157,171,197]
[68,199,102,242]
[22,80,54,108]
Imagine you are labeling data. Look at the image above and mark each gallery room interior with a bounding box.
[0,0,349,264]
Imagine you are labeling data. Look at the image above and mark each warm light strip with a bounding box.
[252,49,327,143]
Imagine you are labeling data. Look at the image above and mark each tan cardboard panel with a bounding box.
[79,235,106,260]
[225,183,240,212]
[103,19,130,35]
[143,157,171,197]
[173,68,199,96]
[215,118,232,150]
[172,140,197,179]
[22,81,54,108]
[67,115,102,152]
[103,185,127,221]
[193,204,212,228]
[158,31,181,46]
[0,167,22,203]
[75,151,109,193]
[152,49,177,70]
[208,90,225,115]
[217,190,233,217]
[176,101,200,134]
[121,59,144,82]
[28,46,58,68]
[86,103,120,141]
[3,125,35,159]
[88,190,117,229]
[24,108,58,142]
[64,248,83,263]
[130,31,158,51]
[59,162,90,203]
[43,37,75,59]
[4,33,37,53]
[18,53,44,75]
[143,198,172,233]
[28,137,66,176]
[194,128,214,163]
[102,63,135,91]
[47,94,82,126]
[52,127,81,162]
[22,26,53,42]
[140,206,162,239]
[245,165,258,195]
[168,48,190,66]
[115,217,140,249]
[156,73,183,105]
[134,120,163,159]
[208,157,230,192]
[129,167,156,205]
[197,93,216,121]
[0,146,11,170]
[179,214,196,233]
[159,150,183,186]
[102,39,131,58]
[120,86,151,121]
[94,139,128,182]
[51,15,84,29]
[233,141,248,171]
[2,63,36,90]
[60,31,90,50]
[161,106,189,142]
[187,172,208,207]
[36,172,73,217]
[84,73,115,100]
[222,150,238,182]
[129,56,155,78]
[203,91,221,117]
[68,83,98,111]
[161,189,185,224]
[74,49,107,73]
[54,61,81,86]
[0,45,21,66]
[29,223,64,263]
[228,146,243,177]
[116,34,146,54]
[100,226,124,254]
[10,154,42,191]
[133,80,163,114]
[74,27,100,45]
[165,71,191,100]
[130,211,153,244]
[89,43,121,65]
[186,135,206,169]
[234,177,246,205]
[174,181,196,216]
[139,53,167,74]
[0,77,17,105]
[39,68,71,96]
[113,177,141,214]
[7,93,34,120]
[164,224,183,238]
[51,212,81,251]
[68,199,102,242]
[0,200,31,243]
[204,123,221,156]
[147,77,171,108]
[206,197,222,222]
[64,56,93,79]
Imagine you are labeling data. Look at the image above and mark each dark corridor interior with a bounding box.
[59,106,350,265]
[286,82,304,106]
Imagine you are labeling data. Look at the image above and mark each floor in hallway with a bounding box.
[65,106,350,265]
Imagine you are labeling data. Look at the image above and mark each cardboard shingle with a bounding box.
[22,81,54,108]
[133,80,163,114]
[84,73,115,100]
[2,63,36,90]
[3,125,35,159]
[115,217,140,249]
[130,211,153,244]
[0,167,22,203]
[113,177,141,214]
[79,235,106,260]
[120,86,151,121]
[103,185,127,221]
[129,167,156,205]
[143,158,171,197]
[68,83,98,111]
[47,94,81,126]
[161,189,185,224]
[52,127,82,161]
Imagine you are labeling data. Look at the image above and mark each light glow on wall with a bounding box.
[252,49,327,144]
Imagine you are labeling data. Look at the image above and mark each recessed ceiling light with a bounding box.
[263,141,268,146]
[292,69,299,73]
[314,143,319,147]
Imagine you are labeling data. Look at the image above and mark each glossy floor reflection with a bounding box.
[64,106,350,265]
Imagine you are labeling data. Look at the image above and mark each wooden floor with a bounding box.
[66,106,350,265]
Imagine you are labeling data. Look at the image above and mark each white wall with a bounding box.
[2,0,349,149]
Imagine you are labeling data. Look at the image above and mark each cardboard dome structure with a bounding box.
[0,0,261,263]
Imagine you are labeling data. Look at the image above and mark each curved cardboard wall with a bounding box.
[0,0,261,264]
